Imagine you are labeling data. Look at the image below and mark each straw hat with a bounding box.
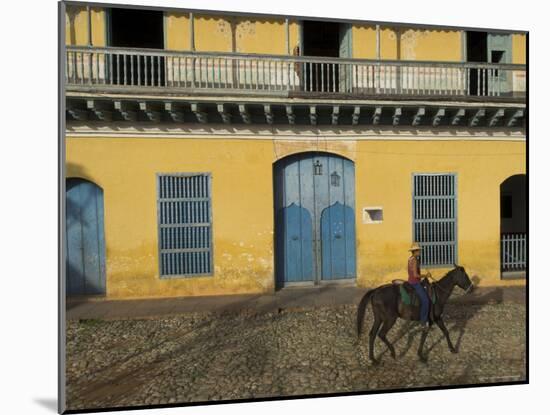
[408,242,422,252]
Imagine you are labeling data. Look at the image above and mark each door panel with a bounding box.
[339,23,353,93]
[280,203,314,282]
[487,33,512,94]
[321,202,356,279]
[66,178,106,296]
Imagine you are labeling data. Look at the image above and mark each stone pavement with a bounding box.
[65,288,526,410]
[66,285,525,321]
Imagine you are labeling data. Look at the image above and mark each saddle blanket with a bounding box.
[399,284,437,307]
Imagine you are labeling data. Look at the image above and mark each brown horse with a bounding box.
[356,265,474,363]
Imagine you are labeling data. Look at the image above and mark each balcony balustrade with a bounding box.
[66,46,526,99]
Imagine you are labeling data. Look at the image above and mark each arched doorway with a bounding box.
[66,178,106,295]
[273,152,356,287]
[500,174,526,278]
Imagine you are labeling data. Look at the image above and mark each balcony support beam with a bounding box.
[286,105,295,125]
[67,108,88,121]
[217,104,232,124]
[469,109,485,127]
[332,106,340,125]
[507,109,524,127]
[489,108,505,127]
[164,102,184,122]
[451,109,465,126]
[432,109,445,127]
[114,101,137,122]
[412,107,425,126]
[264,105,274,125]
[372,107,382,125]
[139,102,161,123]
[191,103,208,123]
[392,107,402,126]
[309,106,317,126]
[239,104,251,124]
[86,100,112,122]
[352,106,361,126]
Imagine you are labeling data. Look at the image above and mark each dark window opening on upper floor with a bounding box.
[302,21,341,58]
[109,8,164,49]
[108,8,165,86]
[467,31,488,95]
[301,21,351,93]
[466,31,488,63]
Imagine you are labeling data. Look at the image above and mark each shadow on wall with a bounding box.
[65,162,95,228]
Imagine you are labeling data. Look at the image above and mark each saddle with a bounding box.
[392,278,437,308]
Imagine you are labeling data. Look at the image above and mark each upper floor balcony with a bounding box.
[66,46,526,101]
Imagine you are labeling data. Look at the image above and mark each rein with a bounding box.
[427,272,456,298]
[428,269,473,297]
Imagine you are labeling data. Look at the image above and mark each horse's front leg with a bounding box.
[417,325,430,362]
[435,317,457,353]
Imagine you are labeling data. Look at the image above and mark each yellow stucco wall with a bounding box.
[380,27,398,59]
[399,29,462,61]
[512,34,527,64]
[66,137,526,299]
[193,15,233,52]
[234,17,287,54]
[352,25,377,59]
[165,12,190,51]
[65,6,106,46]
[172,14,295,55]
[353,25,462,61]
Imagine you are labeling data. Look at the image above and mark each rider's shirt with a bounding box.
[408,255,422,284]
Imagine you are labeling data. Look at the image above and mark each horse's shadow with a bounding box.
[385,288,504,360]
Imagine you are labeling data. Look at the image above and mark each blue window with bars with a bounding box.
[412,173,457,267]
[157,173,213,277]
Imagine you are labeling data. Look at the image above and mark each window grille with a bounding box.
[412,174,457,267]
[157,173,212,277]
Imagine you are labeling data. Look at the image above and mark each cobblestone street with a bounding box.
[66,288,526,411]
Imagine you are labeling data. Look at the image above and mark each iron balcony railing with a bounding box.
[501,232,527,272]
[65,46,526,98]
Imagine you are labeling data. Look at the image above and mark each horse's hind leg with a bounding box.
[369,316,383,364]
[378,317,397,359]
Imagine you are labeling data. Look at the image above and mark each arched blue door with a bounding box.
[274,152,356,286]
[66,178,106,296]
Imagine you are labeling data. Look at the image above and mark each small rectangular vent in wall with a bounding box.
[363,207,383,224]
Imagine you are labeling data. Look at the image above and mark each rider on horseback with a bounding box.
[408,243,431,328]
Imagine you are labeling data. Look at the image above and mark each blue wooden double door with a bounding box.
[274,152,356,286]
[66,178,106,296]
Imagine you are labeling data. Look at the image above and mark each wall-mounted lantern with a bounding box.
[330,171,341,187]
[314,160,323,175]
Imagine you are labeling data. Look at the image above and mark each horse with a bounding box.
[356,265,474,363]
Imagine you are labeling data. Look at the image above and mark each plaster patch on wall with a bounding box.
[216,20,231,39]
[400,30,429,61]
[236,20,256,52]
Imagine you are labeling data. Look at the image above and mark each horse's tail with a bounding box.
[357,288,377,337]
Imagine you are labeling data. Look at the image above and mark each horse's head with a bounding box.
[452,264,474,293]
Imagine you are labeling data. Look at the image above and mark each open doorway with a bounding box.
[467,31,512,95]
[466,31,487,95]
[302,21,341,58]
[301,21,351,92]
[109,8,164,49]
[108,8,165,86]
[500,174,526,279]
